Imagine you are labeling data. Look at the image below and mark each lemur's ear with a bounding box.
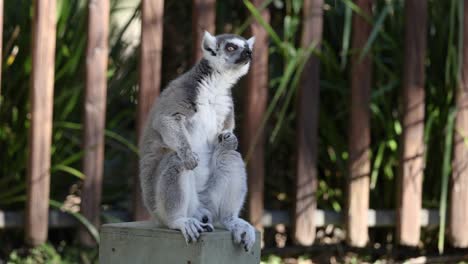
[202,31,217,56]
[247,36,255,50]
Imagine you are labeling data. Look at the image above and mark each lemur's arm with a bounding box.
[222,106,235,132]
[155,113,198,169]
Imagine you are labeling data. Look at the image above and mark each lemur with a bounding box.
[139,31,256,252]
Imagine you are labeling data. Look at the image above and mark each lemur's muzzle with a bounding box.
[236,49,252,64]
[243,49,252,59]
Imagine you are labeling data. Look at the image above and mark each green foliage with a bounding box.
[248,0,463,251]
[0,0,139,211]
[0,0,138,257]
[261,254,283,264]
[7,243,97,264]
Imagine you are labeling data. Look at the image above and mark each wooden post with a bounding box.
[79,0,110,246]
[242,0,269,230]
[100,222,261,264]
[397,0,427,247]
[346,0,372,248]
[134,0,164,221]
[293,0,323,246]
[192,0,216,63]
[449,0,468,248]
[25,0,56,246]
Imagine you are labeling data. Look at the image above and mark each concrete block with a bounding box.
[99,221,261,264]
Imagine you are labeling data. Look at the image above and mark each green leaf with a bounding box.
[245,41,317,162]
[49,199,100,244]
[292,0,302,15]
[370,143,385,190]
[342,0,372,23]
[438,108,456,254]
[244,53,302,163]
[51,164,86,180]
[0,183,26,200]
[243,0,284,52]
[269,44,316,142]
[55,121,139,155]
[235,0,274,35]
[340,3,353,69]
[358,3,392,62]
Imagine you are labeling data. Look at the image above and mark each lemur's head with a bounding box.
[202,31,255,74]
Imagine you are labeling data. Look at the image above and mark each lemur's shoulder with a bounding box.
[156,59,214,117]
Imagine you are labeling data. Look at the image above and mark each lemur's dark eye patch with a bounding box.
[225,43,238,52]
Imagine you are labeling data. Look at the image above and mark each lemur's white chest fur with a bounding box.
[188,73,236,189]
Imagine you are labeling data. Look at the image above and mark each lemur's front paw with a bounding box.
[180,150,199,170]
[170,218,214,244]
[218,131,238,150]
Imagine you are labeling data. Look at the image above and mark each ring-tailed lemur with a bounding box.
[139,31,256,252]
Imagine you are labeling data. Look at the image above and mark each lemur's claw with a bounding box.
[203,224,214,232]
[173,218,206,244]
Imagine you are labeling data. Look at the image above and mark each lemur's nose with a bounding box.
[245,49,252,58]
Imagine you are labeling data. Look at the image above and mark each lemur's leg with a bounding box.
[194,108,235,225]
[157,113,199,170]
[155,152,214,243]
[196,131,256,252]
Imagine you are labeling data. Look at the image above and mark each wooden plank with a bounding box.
[79,0,110,247]
[134,0,164,221]
[192,0,216,63]
[25,0,56,246]
[449,0,468,248]
[242,0,270,230]
[293,0,323,246]
[397,0,427,247]
[346,0,373,248]
[100,222,261,264]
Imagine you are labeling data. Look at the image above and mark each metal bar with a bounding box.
[0,209,440,229]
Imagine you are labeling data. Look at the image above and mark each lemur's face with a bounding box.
[202,32,255,72]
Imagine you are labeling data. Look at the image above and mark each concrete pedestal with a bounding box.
[99,221,261,264]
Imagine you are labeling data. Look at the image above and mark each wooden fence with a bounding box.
[1,0,468,251]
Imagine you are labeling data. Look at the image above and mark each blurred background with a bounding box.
[1,0,467,263]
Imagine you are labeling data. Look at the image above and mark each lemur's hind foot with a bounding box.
[193,207,214,225]
[168,217,214,243]
[223,217,256,252]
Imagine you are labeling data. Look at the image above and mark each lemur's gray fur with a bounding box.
[139,31,256,251]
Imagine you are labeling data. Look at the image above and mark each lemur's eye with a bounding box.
[225,44,238,52]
